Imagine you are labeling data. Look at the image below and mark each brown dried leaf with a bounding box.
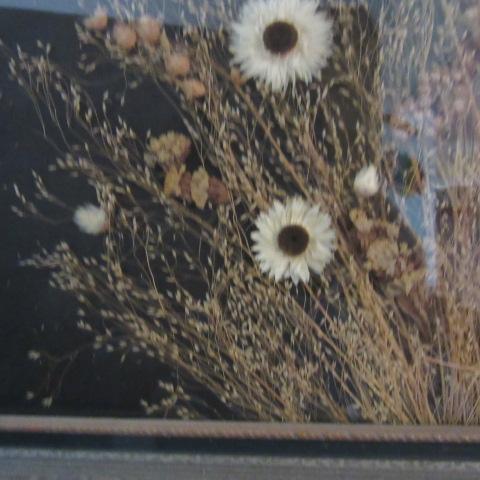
[179,171,192,202]
[191,167,209,209]
[164,165,185,197]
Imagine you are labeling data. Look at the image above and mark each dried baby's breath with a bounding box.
[147,132,191,167]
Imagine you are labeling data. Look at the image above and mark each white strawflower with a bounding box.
[353,164,379,198]
[73,204,108,235]
[230,0,333,91]
[251,197,335,284]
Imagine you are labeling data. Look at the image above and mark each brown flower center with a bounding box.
[263,21,298,55]
[278,225,309,256]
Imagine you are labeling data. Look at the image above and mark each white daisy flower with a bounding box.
[73,204,108,235]
[230,0,333,91]
[353,164,380,198]
[251,197,335,284]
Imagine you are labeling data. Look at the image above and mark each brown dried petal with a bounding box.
[208,176,229,205]
[179,171,192,202]
[165,53,191,77]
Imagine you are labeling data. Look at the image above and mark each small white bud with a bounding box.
[353,164,379,198]
[73,204,108,235]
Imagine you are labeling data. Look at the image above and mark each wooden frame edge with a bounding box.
[1,415,480,442]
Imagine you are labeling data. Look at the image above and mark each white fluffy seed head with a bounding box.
[353,164,380,198]
[230,0,333,91]
[73,204,108,235]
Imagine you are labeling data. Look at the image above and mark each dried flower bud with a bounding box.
[84,6,108,31]
[181,79,206,100]
[113,22,137,51]
[354,164,379,198]
[165,53,191,77]
[136,15,161,46]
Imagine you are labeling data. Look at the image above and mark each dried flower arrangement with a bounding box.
[3,0,480,424]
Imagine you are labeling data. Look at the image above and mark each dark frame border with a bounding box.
[2,446,480,480]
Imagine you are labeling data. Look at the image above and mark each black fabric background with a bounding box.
[0,8,188,417]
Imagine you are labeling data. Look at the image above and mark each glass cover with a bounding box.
[1,0,480,425]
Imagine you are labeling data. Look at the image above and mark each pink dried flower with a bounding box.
[181,79,206,100]
[165,53,191,77]
[136,15,161,46]
[113,22,137,51]
[83,6,108,31]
